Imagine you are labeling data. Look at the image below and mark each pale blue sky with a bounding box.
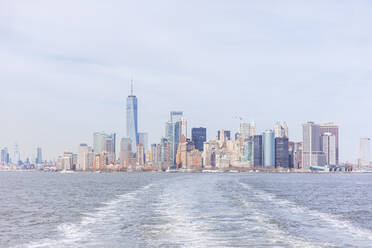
[1,0,372,162]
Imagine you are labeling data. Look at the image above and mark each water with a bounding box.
[1,172,372,247]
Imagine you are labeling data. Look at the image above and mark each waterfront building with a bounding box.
[321,133,336,165]
[192,127,206,151]
[275,137,289,168]
[165,111,183,167]
[77,143,93,170]
[36,147,42,164]
[263,130,275,167]
[119,137,133,168]
[288,141,295,168]
[126,82,139,153]
[160,137,171,170]
[253,135,263,166]
[138,132,148,152]
[320,123,339,165]
[241,138,254,163]
[293,142,303,169]
[302,122,326,169]
[63,151,73,170]
[189,150,202,169]
[177,138,195,169]
[1,148,9,165]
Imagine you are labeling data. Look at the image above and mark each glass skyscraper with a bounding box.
[192,127,206,151]
[263,130,275,166]
[126,89,138,153]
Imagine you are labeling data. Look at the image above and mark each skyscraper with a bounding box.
[138,132,148,152]
[192,127,206,151]
[160,137,170,170]
[77,144,93,171]
[1,148,9,165]
[93,132,116,155]
[36,147,42,164]
[275,137,289,168]
[166,111,183,167]
[302,122,326,168]
[274,122,288,138]
[119,137,133,167]
[321,133,336,165]
[126,81,138,153]
[253,135,263,166]
[250,121,257,136]
[239,123,251,138]
[320,123,339,165]
[263,130,275,166]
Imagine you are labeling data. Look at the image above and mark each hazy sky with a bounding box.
[1,0,372,162]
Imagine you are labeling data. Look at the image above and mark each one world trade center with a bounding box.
[126,81,138,153]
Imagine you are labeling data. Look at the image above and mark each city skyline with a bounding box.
[2,1,372,161]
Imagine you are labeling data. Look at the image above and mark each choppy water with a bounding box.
[1,172,372,247]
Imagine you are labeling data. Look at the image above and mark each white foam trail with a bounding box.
[150,178,226,248]
[19,184,153,248]
[239,182,372,246]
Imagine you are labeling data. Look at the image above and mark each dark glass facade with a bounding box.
[253,135,263,166]
[192,127,207,151]
[275,137,289,168]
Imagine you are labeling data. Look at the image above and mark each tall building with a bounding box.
[302,122,326,168]
[165,111,183,167]
[36,147,42,164]
[1,148,9,165]
[253,135,263,166]
[192,127,207,151]
[77,144,93,170]
[138,132,148,152]
[275,137,289,168]
[288,141,295,168]
[93,132,116,155]
[180,116,187,138]
[126,81,138,153]
[160,137,170,170]
[62,151,73,170]
[359,138,371,166]
[119,137,133,167]
[263,130,275,166]
[293,142,303,169]
[321,133,336,165]
[239,123,251,138]
[320,123,339,165]
[250,121,256,136]
[241,138,254,163]
[137,142,145,166]
[283,122,288,138]
[274,122,288,138]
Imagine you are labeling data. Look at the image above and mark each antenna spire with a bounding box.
[130,78,134,95]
